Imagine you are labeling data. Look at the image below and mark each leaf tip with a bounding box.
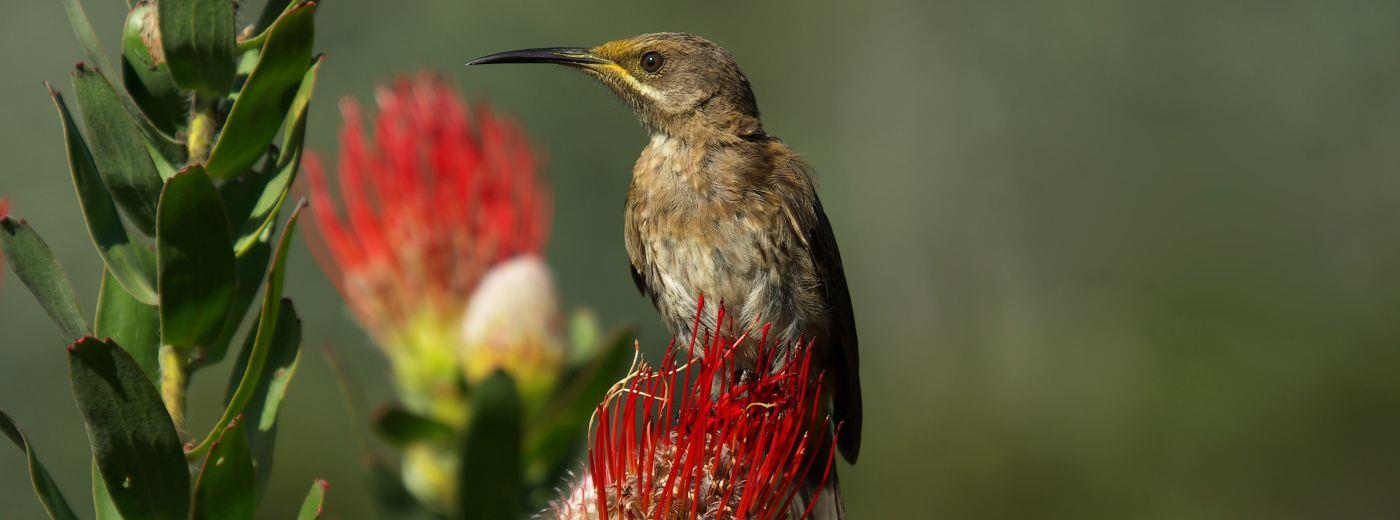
[72,62,99,76]
[67,335,99,353]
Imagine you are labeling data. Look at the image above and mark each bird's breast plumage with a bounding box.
[624,134,822,347]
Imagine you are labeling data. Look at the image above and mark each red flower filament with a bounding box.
[302,75,550,339]
[573,301,836,520]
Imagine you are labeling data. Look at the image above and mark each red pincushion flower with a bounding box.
[302,74,550,342]
[551,299,837,520]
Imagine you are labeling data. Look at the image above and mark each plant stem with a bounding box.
[187,94,218,163]
[158,345,188,432]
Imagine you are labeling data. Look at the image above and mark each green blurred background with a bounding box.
[4,0,1400,517]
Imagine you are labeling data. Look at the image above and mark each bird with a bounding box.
[470,33,861,518]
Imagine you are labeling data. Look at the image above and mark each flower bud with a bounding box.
[457,255,565,409]
[120,0,185,133]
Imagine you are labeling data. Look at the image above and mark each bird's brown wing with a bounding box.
[797,191,863,463]
[629,262,649,298]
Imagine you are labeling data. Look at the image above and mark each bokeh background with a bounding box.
[4,0,1400,517]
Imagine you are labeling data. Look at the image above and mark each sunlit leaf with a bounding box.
[225,57,322,253]
[225,300,302,499]
[95,269,161,383]
[280,55,324,155]
[189,202,303,458]
[254,0,299,35]
[296,480,329,520]
[206,1,316,179]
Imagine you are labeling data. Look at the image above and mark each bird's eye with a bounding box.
[640,51,664,73]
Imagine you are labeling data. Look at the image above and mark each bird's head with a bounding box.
[469,32,762,138]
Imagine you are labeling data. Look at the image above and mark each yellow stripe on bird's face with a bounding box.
[590,62,665,102]
[587,40,666,102]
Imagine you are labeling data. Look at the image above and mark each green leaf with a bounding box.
[95,269,161,383]
[458,371,524,520]
[69,336,190,520]
[223,153,295,256]
[224,57,322,253]
[189,202,304,458]
[72,64,165,236]
[372,406,456,449]
[206,2,316,180]
[254,0,298,35]
[0,410,79,520]
[144,137,184,181]
[157,165,236,349]
[280,55,324,157]
[56,0,114,76]
[49,84,158,304]
[526,328,633,478]
[92,460,122,520]
[0,217,89,340]
[197,233,273,370]
[225,300,302,499]
[192,417,256,520]
[297,479,329,519]
[121,0,187,135]
[158,0,237,95]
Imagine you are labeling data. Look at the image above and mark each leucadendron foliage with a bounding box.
[0,0,327,517]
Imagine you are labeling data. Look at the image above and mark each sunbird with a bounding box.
[471,33,861,518]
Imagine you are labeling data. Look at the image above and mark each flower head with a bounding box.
[303,74,550,346]
[550,301,836,520]
[303,75,558,512]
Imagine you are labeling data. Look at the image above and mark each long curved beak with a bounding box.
[467,47,609,67]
